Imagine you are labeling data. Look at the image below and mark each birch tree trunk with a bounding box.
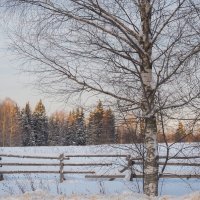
[143,116,158,196]
[141,60,159,196]
[139,0,159,196]
[141,65,159,196]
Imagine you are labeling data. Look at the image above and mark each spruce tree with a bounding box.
[48,113,60,145]
[20,103,33,146]
[86,112,95,145]
[87,101,104,145]
[75,108,86,145]
[48,112,67,146]
[65,111,75,145]
[32,100,48,146]
[103,108,115,144]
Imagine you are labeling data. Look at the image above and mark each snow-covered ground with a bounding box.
[0,143,200,199]
[1,190,200,200]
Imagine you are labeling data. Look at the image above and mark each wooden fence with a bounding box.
[0,153,200,182]
[0,153,128,182]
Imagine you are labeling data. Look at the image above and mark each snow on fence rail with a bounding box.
[1,153,200,182]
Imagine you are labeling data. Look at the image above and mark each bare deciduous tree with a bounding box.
[1,0,200,196]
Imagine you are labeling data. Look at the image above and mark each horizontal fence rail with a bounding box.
[0,162,113,166]
[1,154,200,159]
[0,154,64,160]
[2,162,200,167]
[0,171,96,174]
[85,175,126,179]
[63,154,128,157]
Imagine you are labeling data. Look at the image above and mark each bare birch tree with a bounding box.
[1,0,200,196]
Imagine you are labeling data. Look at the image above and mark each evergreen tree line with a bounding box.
[48,101,115,146]
[1,98,200,147]
[0,99,115,146]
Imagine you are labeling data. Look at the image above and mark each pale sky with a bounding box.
[0,24,68,114]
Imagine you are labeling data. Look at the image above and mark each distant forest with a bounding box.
[0,98,200,147]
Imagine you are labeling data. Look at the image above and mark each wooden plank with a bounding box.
[0,162,112,166]
[1,154,200,160]
[1,170,200,179]
[85,175,125,179]
[1,170,96,174]
[63,171,95,174]
[133,162,200,166]
[65,154,128,158]
[65,155,200,160]
[155,174,199,179]
[59,154,64,183]
[128,156,200,161]
[160,174,200,178]
[159,162,200,166]
[72,155,200,160]
[0,163,60,166]
[0,171,59,174]
[159,156,200,160]
[118,174,200,179]
[63,163,112,166]
[0,154,61,160]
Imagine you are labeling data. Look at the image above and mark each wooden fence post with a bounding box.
[0,157,3,181]
[59,154,64,183]
[127,155,135,181]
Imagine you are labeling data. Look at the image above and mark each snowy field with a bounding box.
[1,190,200,200]
[0,143,200,199]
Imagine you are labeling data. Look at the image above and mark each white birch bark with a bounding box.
[141,67,159,196]
[143,116,158,196]
[139,0,159,196]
